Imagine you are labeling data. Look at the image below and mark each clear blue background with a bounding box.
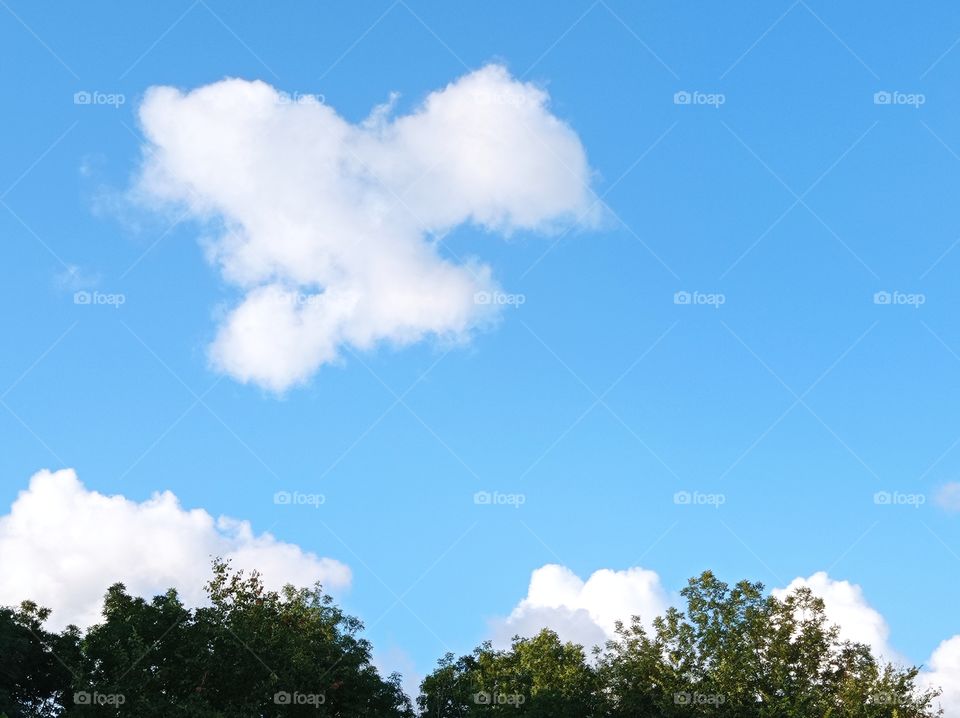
[2,0,959,683]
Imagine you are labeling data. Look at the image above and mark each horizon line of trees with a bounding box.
[0,560,943,717]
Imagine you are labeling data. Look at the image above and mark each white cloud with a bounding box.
[935,482,960,512]
[134,65,599,391]
[491,564,670,648]
[0,469,350,628]
[922,636,960,718]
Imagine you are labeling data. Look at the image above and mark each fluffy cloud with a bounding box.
[935,482,960,512]
[495,565,960,715]
[491,564,670,648]
[922,637,960,718]
[134,65,598,391]
[0,469,350,628]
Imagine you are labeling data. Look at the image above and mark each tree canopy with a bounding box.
[417,571,941,717]
[0,560,412,717]
[0,566,941,717]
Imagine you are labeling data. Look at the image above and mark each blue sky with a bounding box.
[2,0,960,698]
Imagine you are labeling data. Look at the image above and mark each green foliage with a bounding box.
[418,631,601,717]
[419,571,942,718]
[0,560,412,717]
[0,602,80,718]
[0,567,943,717]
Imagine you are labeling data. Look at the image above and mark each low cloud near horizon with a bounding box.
[490,563,670,649]
[0,469,351,628]
[133,64,599,391]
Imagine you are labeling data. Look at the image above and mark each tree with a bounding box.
[419,571,942,718]
[605,571,941,717]
[0,603,80,718]
[417,630,600,717]
[1,560,413,717]
[1,567,944,717]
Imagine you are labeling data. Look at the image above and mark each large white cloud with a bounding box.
[0,469,351,628]
[495,565,960,716]
[134,65,599,391]
[491,564,670,648]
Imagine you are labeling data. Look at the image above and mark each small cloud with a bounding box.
[935,482,960,513]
